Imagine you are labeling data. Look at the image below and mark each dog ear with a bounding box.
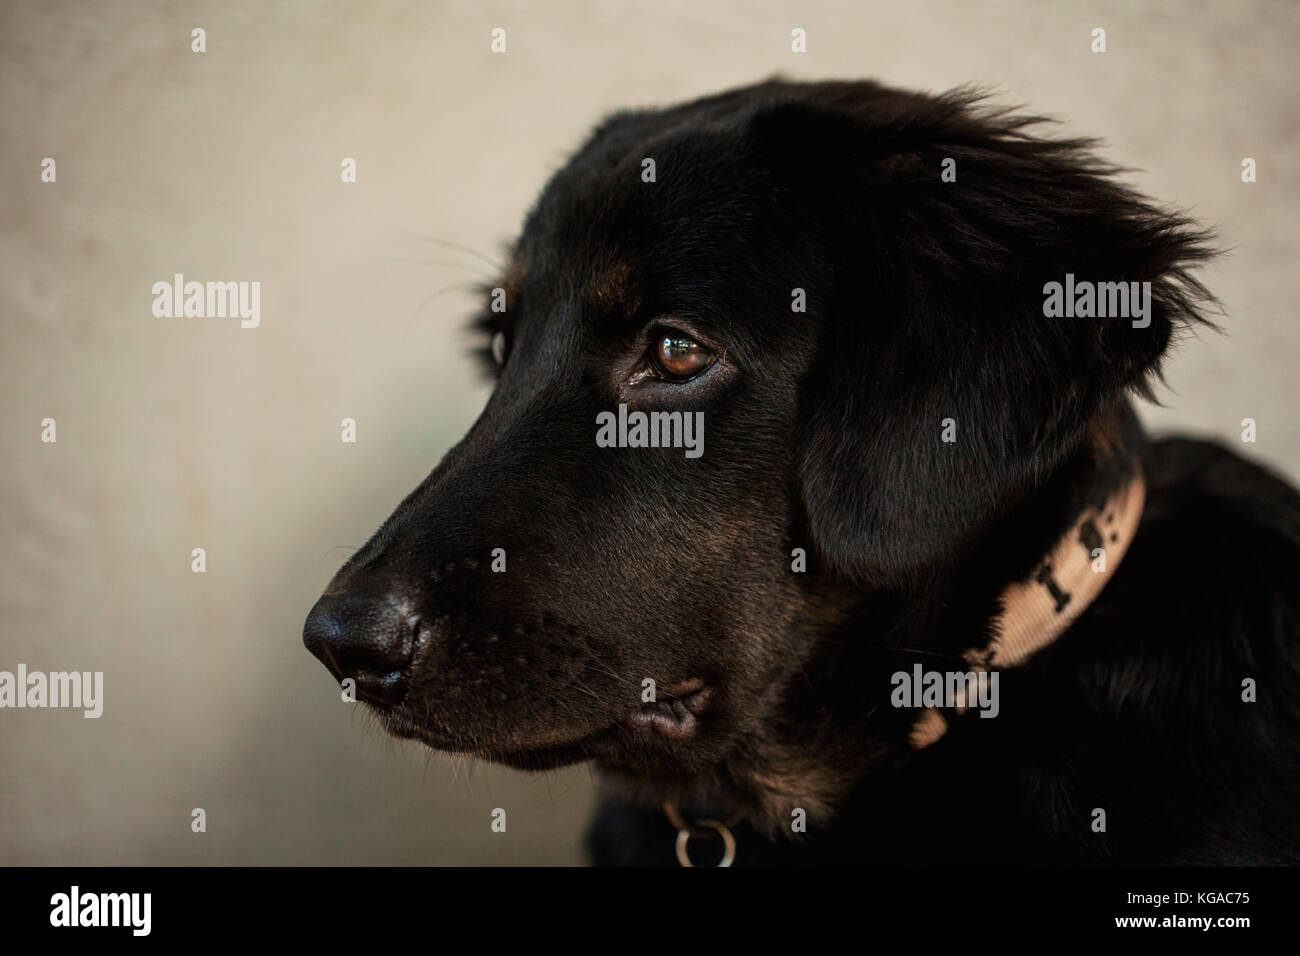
[750,87,1217,587]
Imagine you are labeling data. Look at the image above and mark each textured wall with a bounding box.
[1,0,1296,864]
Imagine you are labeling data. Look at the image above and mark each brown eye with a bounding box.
[652,333,715,381]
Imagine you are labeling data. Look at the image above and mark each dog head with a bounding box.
[304,79,1213,819]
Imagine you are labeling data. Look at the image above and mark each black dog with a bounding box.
[304,79,1300,865]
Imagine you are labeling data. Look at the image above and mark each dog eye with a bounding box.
[490,330,508,367]
[651,333,714,381]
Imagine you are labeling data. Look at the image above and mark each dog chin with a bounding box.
[373,678,724,767]
[374,708,608,767]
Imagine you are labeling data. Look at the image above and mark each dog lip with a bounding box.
[380,711,618,769]
[626,679,714,738]
[660,677,708,701]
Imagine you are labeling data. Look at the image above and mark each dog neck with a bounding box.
[737,399,1152,832]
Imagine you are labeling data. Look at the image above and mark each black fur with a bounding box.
[304,79,1300,865]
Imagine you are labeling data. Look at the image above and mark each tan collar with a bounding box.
[909,471,1147,748]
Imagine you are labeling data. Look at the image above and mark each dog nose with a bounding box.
[302,595,414,705]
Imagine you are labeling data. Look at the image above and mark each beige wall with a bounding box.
[2,0,1296,864]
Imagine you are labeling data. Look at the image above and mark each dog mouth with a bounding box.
[626,678,714,739]
[373,677,716,766]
